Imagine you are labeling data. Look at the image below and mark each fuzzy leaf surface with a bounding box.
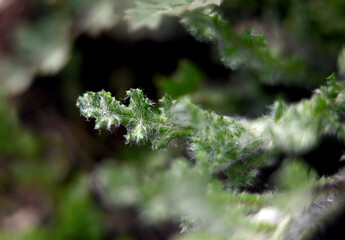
[181,9,306,84]
[78,77,345,186]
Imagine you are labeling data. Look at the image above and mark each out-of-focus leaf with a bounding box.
[14,14,71,75]
[0,60,34,96]
[0,97,40,157]
[77,0,121,36]
[0,176,103,240]
[338,46,345,77]
[181,9,309,85]
[157,60,204,98]
[95,159,273,238]
[0,0,125,96]
[274,160,317,192]
[125,0,221,31]
[54,176,103,240]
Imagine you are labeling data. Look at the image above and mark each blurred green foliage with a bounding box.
[0,176,103,240]
[0,98,40,158]
[156,60,204,98]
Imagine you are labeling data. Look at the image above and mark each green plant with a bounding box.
[4,0,345,239]
[76,1,345,239]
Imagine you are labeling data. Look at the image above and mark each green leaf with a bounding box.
[54,176,103,240]
[95,159,272,237]
[77,89,262,184]
[15,14,71,75]
[78,0,121,36]
[181,9,307,84]
[338,46,345,77]
[77,89,189,148]
[0,97,40,157]
[156,60,204,98]
[274,159,317,192]
[247,76,345,153]
[78,78,345,186]
[125,0,221,31]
